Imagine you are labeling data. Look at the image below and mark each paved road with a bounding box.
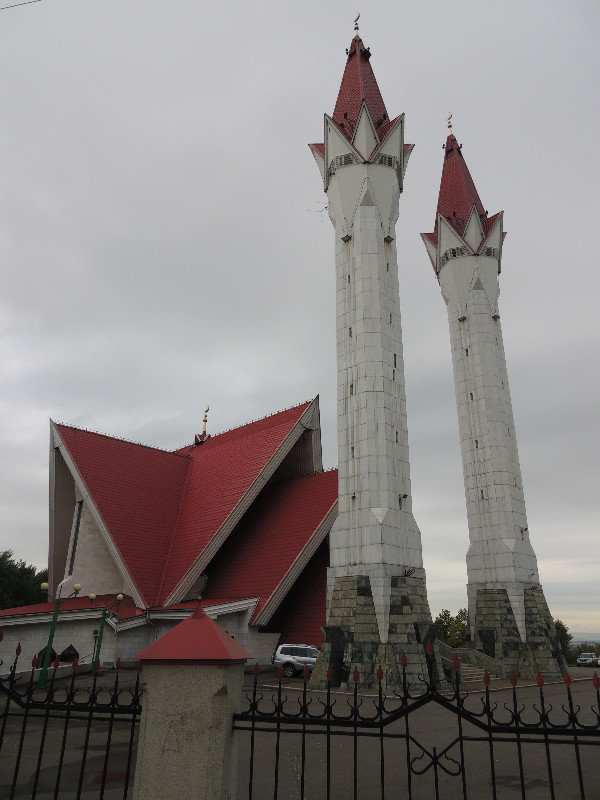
[1,667,598,799]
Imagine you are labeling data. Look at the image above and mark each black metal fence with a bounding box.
[234,646,600,800]
[0,644,142,800]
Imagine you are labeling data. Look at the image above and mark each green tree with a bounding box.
[554,619,572,656]
[0,550,48,609]
[434,608,469,647]
[434,609,453,641]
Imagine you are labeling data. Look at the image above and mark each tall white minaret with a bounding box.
[309,29,437,689]
[421,129,563,678]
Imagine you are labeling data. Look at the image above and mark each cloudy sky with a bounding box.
[1,0,598,632]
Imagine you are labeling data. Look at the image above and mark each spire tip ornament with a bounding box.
[447,113,453,135]
[354,12,360,34]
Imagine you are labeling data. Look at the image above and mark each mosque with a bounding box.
[0,23,563,682]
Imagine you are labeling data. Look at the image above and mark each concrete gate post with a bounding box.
[132,606,251,800]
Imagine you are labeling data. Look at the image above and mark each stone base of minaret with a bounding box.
[310,574,443,692]
[471,587,565,679]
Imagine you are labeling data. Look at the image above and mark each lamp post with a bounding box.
[89,593,123,675]
[38,581,81,688]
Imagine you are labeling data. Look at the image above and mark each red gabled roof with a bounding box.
[158,401,313,603]
[54,401,315,608]
[332,35,392,143]
[54,425,189,606]
[201,470,337,622]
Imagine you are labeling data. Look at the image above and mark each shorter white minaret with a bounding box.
[421,128,563,677]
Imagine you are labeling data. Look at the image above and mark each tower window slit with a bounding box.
[475,439,479,448]
[392,369,395,381]
[349,326,352,337]
[389,313,392,324]
[386,262,389,272]
[465,348,469,356]
[480,489,484,499]
[470,392,473,401]
[395,431,399,442]
[394,353,397,368]
[348,275,351,284]
[351,446,355,458]
[350,383,354,396]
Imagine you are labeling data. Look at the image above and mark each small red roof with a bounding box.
[0,594,140,620]
[134,605,251,664]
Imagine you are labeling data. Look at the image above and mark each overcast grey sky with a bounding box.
[1,0,598,632]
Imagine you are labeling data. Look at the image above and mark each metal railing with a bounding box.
[234,644,600,800]
[0,644,142,800]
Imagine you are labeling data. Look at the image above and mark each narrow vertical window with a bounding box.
[351,446,355,458]
[68,501,83,576]
[348,275,351,284]
[386,262,389,272]
[389,313,392,323]
[465,348,469,356]
[480,489,484,499]
[394,353,397,368]
[395,431,399,442]
[350,383,354,396]
[392,369,395,381]
[475,439,479,448]
[349,326,352,337]
[470,392,473,401]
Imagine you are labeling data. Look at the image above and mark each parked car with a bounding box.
[576,653,599,666]
[272,644,319,677]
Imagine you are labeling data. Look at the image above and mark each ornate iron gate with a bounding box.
[0,644,142,800]
[234,646,600,800]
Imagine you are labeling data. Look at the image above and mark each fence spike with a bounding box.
[400,653,407,668]
[278,664,284,680]
[510,670,517,687]
[303,665,309,681]
[0,628,3,642]
[483,670,490,686]
[326,667,332,683]
[72,657,78,671]
[137,660,143,673]
[563,671,572,687]
[426,640,433,656]
[16,642,21,656]
[453,654,460,671]
[116,658,122,672]
[376,665,383,682]
[537,672,544,687]
[253,663,260,677]
[593,671,599,690]
[353,667,359,683]
[32,654,38,669]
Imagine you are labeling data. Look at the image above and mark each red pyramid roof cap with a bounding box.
[435,134,486,238]
[134,605,251,664]
[332,35,391,143]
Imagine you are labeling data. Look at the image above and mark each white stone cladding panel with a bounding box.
[327,162,423,578]
[440,254,541,640]
[61,503,130,599]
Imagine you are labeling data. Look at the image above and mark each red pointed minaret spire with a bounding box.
[421,128,503,273]
[331,33,392,144]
